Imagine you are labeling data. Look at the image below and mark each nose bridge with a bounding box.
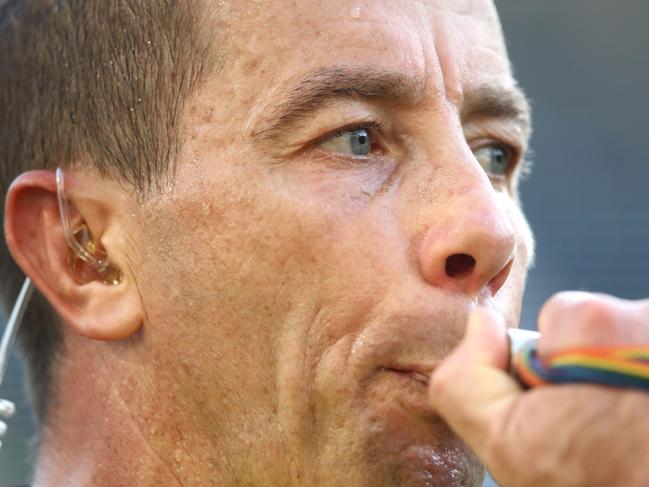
[414,156,517,298]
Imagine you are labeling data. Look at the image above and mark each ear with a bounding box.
[4,170,143,341]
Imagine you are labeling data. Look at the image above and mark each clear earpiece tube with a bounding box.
[56,167,121,283]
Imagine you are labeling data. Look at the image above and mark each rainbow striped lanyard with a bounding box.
[508,329,649,391]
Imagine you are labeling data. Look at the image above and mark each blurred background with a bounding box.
[488,0,649,485]
[1,1,648,485]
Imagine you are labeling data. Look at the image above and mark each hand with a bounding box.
[0,398,16,450]
[429,293,649,487]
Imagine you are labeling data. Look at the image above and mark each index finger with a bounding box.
[538,293,649,358]
[428,308,521,450]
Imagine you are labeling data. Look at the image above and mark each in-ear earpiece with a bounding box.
[55,167,123,285]
[1,168,124,452]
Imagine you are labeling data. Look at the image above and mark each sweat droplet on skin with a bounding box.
[174,448,184,463]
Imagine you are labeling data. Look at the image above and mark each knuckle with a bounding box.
[570,297,618,331]
[538,291,584,334]
[540,292,617,336]
[540,293,649,349]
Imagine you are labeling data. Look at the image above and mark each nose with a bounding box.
[418,187,516,297]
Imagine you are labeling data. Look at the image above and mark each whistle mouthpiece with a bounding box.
[507,328,540,356]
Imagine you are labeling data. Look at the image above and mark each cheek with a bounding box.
[493,200,533,322]
[125,179,297,410]
[512,202,535,270]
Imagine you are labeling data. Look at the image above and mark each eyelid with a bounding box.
[469,138,525,195]
[313,120,386,149]
[470,139,522,170]
[303,120,385,159]
[470,137,520,154]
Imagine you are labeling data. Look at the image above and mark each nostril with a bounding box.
[445,253,476,279]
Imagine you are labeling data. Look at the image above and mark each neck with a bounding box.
[31,336,239,486]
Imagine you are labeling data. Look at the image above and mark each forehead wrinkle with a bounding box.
[252,65,428,142]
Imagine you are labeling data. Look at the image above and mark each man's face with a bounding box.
[126,0,533,485]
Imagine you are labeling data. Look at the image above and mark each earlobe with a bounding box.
[4,170,143,341]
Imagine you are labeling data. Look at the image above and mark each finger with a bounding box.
[428,308,521,453]
[0,399,16,418]
[538,293,649,357]
[0,420,6,437]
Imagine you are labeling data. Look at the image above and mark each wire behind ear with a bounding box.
[0,278,33,452]
[56,168,123,285]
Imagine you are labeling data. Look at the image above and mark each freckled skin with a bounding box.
[38,1,533,486]
[133,1,531,485]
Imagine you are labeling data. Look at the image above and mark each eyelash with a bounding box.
[312,120,386,153]
[309,121,528,185]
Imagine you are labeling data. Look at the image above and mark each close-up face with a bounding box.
[120,0,534,485]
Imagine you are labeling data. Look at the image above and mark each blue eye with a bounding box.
[320,127,373,156]
[473,144,514,177]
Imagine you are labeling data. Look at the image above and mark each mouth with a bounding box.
[381,367,432,388]
[368,363,447,430]
[376,364,439,417]
[382,362,436,384]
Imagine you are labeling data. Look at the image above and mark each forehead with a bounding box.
[216,0,511,106]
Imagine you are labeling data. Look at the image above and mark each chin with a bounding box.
[354,375,485,487]
[357,413,484,487]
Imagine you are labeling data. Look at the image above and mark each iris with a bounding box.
[474,144,512,176]
[321,127,372,156]
[348,128,371,156]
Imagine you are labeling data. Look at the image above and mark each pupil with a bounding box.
[492,147,508,173]
[350,129,371,156]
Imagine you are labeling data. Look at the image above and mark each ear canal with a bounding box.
[56,167,123,286]
[67,224,123,286]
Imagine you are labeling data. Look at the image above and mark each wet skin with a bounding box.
[115,1,534,485]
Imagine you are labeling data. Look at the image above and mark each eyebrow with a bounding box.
[252,66,425,141]
[461,85,532,140]
[253,65,531,142]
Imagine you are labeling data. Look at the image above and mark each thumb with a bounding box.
[428,308,521,454]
